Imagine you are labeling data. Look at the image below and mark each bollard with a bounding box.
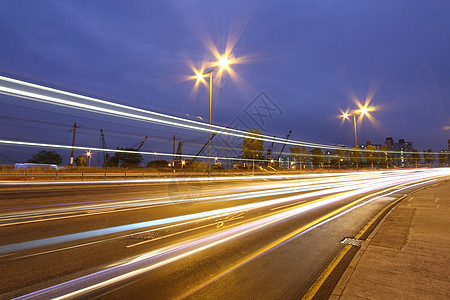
[104,172,106,181]
[55,172,58,182]
[81,172,84,181]
[25,169,27,181]
[124,172,126,180]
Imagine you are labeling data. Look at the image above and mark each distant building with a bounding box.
[358,141,383,164]
[323,149,335,164]
[385,138,413,167]
[385,137,394,150]
[439,150,449,167]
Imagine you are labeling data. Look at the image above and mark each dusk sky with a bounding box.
[0,1,449,164]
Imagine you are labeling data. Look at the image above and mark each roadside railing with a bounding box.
[0,168,321,182]
[0,165,411,182]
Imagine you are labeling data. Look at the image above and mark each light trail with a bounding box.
[175,178,438,299]
[2,170,447,255]
[0,179,370,254]
[0,76,327,149]
[11,172,447,299]
[0,138,276,163]
[0,171,387,218]
[0,75,434,155]
[0,170,445,228]
[0,172,393,227]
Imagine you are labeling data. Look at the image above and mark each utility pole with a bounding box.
[100,129,110,167]
[225,128,228,169]
[172,134,175,168]
[353,113,358,147]
[208,72,212,177]
[69,122,77,166]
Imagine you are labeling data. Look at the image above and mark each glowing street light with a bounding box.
[85,150,92,167]
[194,54,234,176]
[359,106,369,115]
[340,105,373,147]
[218,56,230,69]
[195,72,206,81]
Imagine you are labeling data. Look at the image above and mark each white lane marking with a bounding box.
[270,200,306,211]
[126,217,245,248]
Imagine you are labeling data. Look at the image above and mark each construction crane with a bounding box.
[134,136,148,151]
[277,130,292,160]
[192,133,217,161]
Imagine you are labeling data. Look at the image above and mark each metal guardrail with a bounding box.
[0,168,311,182]
[0,172,184,182]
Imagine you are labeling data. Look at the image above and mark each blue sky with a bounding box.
[0,1,449,164]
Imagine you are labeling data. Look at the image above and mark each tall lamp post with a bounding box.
[342,112,358,147]
[341,106,371,171]
[195,56,231,176]
[341,106,370,147]
[86,150,92,167]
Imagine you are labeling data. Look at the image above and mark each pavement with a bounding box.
[330,179,450,299]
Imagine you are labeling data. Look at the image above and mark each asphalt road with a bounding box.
[0,169,449,299]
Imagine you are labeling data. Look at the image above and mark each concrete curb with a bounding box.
[329,197,400,299]
[329,180,449,299]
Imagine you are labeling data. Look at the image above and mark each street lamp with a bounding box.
[341,105,371,147]
[341,112,358,147]
[195,55,232,176]
[86,150,92,167]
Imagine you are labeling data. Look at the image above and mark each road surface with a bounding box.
[0,169,448,299]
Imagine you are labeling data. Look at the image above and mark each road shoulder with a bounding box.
[330,180,450,299]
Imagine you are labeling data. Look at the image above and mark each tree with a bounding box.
[423,149,436,166]
[380,145,392,168]
[299,146,308,169]
[336,147,347,169]
[349,146,362,170]
[109,148,143,168]
[411,150,421,168]
[27,150,63,165]
[188,161,207,172]
[147,159,169,168]
[241,128,264,172]
[310,148,324,169]
[290,145,309,169]
[107,154,120,168]
[365,145,379,170]
[75,155,87,167]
